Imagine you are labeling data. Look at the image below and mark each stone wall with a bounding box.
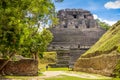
[48,28,105,67]
[0,59,38,76]
[74,51,120,76]
[48,9,106,67]
[56,50,70,67]
[55,9,98,29]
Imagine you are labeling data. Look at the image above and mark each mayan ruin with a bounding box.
[48,9,106,67]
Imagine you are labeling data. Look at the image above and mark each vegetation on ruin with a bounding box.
[81,20,120,58]
[113,60,120,78]
[80,20,120,77]
[96,19,111,30]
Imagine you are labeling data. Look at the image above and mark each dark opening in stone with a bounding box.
[78,44,80,48]
[87,25,90,28]
[52,46,55,49]
[75,26,78,28]
[73,15,77,18]
[84,15,86,18]
[64,25,67,28]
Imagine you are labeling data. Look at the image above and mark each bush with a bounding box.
[40,52,56,63]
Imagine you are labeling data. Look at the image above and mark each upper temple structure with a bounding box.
[56,8,98,29]
[48,9,106,67]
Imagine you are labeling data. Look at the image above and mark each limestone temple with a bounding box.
[48,9,106,67]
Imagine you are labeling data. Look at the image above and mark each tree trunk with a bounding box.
[32,53,35,59]
[35,52,38,61]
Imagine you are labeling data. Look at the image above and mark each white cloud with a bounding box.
[93,14,98,19]
[93,14,117,26]
[102,20,117,26]
[104,0,120,9]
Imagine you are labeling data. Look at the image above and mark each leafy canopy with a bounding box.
[0,0,57,58]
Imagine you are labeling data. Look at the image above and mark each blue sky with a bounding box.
[54,0,120,25]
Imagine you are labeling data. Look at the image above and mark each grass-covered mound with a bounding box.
[74,21,120,77]
[81,21,120,58]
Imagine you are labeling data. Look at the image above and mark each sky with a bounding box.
[54,0,120,25]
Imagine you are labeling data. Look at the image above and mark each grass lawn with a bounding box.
[38,63,70,71]
[45,74,118,80]
[48,67,69,71]
[0,76,38,80]
[45,75,89,80]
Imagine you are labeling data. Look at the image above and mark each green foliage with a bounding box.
[96,19,111,30]
[39,29,53,52]
[55,0,64,2]
[82,20,120,57]
[0,0,57,58]
[40,52,56,63]
[20,28,53,58]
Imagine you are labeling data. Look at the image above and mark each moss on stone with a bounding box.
[82,20,120,58]
[75,21,120,77]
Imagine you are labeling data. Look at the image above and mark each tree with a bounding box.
[0,0,58,72]
[96,19,111,30]
[55,0,64,2]
[20,28,53,60]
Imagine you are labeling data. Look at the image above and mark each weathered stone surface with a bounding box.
[74,21,120,77]
[0,59,38,76]
[74,51,120,76]
[55,9,98,29]
[48,9,106,67]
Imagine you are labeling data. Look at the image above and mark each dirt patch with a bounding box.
[39,71,111,79]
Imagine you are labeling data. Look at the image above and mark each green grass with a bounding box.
[38,51,57,72]
[81,21,120,58]
[48,67,69,71]
[0,70,116,80]
[39,66,69,71]
[0,76,38,80]
[67,71,112,79]
[45,75,119,80]
[45,75,89,80]
[40,52,56,64]
[38,64,69,72]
